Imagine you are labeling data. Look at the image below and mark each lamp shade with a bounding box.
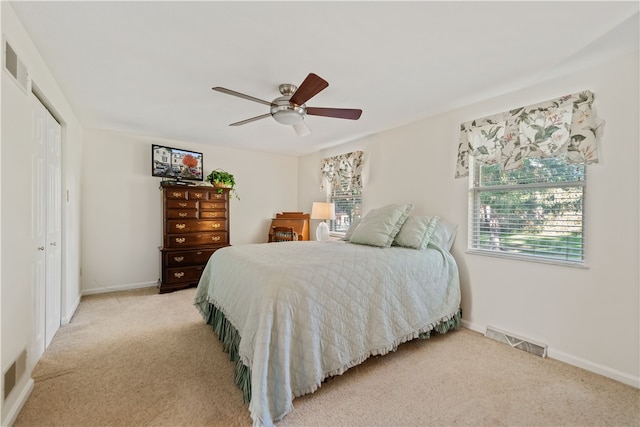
[310,202,336,220]
[311,202,335,241]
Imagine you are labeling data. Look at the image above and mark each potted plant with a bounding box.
[206,169,239,199]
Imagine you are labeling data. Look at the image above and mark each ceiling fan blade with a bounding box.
[306,107,362,120]
[292,121,311,137]
[212,87,272,106]
[229,113,272,126]
[289,73,328,106]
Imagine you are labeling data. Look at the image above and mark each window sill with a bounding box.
[466,249,589,269]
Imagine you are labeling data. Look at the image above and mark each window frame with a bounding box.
[467,157,588,268]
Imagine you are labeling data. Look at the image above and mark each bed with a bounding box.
[194,205,461,426]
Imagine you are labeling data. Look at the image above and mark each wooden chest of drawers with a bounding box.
[158,184,230,293]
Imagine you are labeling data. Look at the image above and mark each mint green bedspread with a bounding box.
[194,240,461,426]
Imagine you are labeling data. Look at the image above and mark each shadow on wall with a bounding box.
[453,249,472,325]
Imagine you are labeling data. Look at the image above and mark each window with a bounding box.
[320,150,364,235]
[329,175,362,234]
[470,157,586,264]
[457,90,602,265]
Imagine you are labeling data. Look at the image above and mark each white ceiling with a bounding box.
[9,1,639,156]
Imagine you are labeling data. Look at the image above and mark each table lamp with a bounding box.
[311,202,335,242]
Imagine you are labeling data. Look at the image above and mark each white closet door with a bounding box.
[31,94,47,363]
[31,94,62,356]
[44,104,62,347]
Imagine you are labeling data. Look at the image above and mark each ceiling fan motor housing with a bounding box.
[271,86,306,125]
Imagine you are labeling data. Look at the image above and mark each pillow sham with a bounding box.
[392,215,440,249]
[342,217,361,241]
[430,218,458,251]
[349,203,413,248]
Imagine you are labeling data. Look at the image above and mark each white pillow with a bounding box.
[342,217,361,241]
[393,216,440,249]
[349,204,413,248]
[430,218,458,251]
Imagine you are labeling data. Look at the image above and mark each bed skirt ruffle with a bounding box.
[201,302,252,403]
[199,301,461,404]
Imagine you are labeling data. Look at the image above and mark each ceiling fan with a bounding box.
[212,73,362,137]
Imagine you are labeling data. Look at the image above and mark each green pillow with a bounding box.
[393,216,440,249]
[349,204,413,248]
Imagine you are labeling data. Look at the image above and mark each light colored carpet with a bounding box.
[14,287,640,427]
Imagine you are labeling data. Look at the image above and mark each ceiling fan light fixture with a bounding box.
[271,97,306,125]
[272,109,303,125]
[292,121,311,137]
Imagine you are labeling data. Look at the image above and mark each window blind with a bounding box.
[330,175,362,233]
[470,158,586,264]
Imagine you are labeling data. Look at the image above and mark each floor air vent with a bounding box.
[485,326,547,358]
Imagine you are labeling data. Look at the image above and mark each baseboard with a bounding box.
[81,281,157,296]
[547,348,640,389]
[460,322,639,389]
[61,295,80,325]
[461,319,484,334]
[1,378,33,427]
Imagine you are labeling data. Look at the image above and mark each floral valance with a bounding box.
[320,150,364,191]
[455,90,604,178]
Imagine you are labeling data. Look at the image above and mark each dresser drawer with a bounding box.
[167,220,226,233]
[164,265,205,284]
[188,189,209,200]
[167,200,197,209]
[164,248,217,267]
[209,191,228,201]
[199,210,226,219]
[166,232,228,247]
[199,201,226,210]
[167,209,198,219]
[166,189,188,200]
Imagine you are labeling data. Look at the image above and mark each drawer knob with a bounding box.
[176,223,186,230]
[194,193,202,198]
[212,223,221,228]
[172,192,181,198]
[175,237,186,244]
[173,256,184,262]
[212,236,221,241]
[179,213,187,217]
[174,272,185,278]
[179,203,187,208]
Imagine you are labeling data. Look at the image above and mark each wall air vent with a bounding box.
[485,326,548,358]
[3,349,27,402]
[3,38,29,92]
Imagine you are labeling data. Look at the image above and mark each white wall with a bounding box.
[299,52,640,387]
[1,3,84,425]
[81,129,298,294]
